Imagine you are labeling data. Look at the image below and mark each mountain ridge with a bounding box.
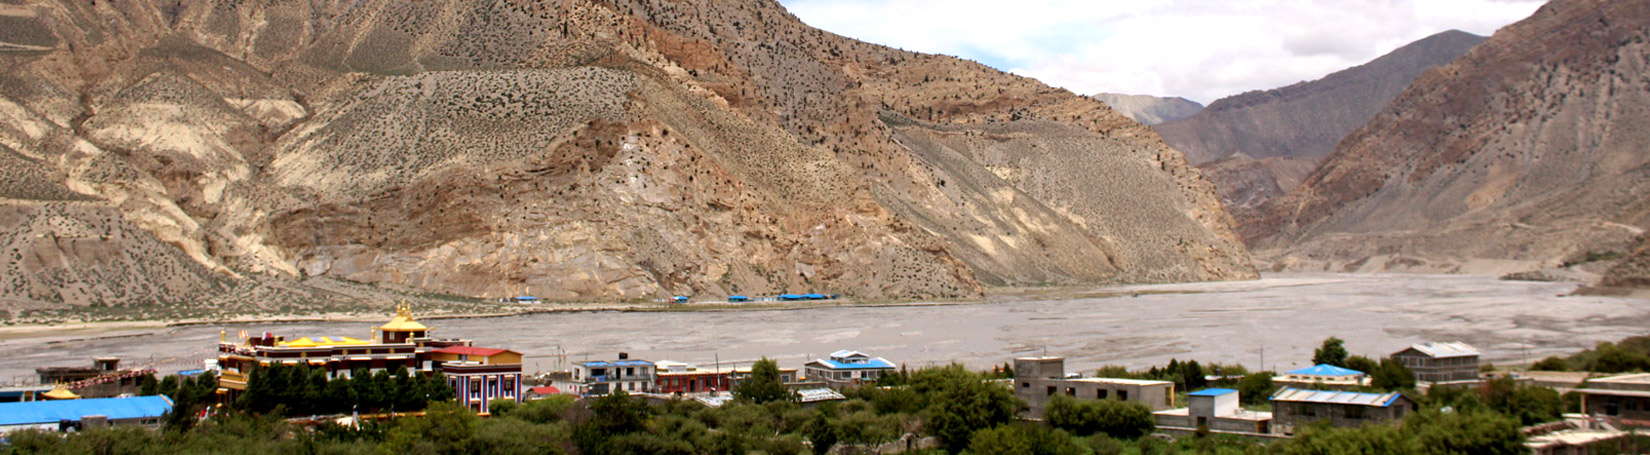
[0,0,1255,313]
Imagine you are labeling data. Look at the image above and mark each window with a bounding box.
[1346,407,1365,420]
[1065,387,1075,396]
[1047,386,1057,396]
[1302,405,1316,417]
[1119,390,1129,401]
[1022,382,1031,388]
[1098,389,1108,399]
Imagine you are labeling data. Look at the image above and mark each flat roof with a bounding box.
[1068,377,1174,386]
[1399,341,1479,358]
[1271,387,1403,407]
[1590,373,1650,385]
[1189,388,1237,396]
[1574,388,1650,398]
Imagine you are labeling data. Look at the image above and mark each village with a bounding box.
[1,304,1645,454]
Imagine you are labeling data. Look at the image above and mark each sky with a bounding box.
[776,0,1547,104]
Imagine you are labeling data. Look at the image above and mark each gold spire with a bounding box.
[374,300,428,332]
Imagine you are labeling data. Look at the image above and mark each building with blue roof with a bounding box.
[1271,387,1415,435]
[1278,364,1368,390]
[571,353,656,396]
[1155,388,1274,435]
[804,351,896,389]
[0,396,172,434]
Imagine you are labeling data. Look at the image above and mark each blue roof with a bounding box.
[813,357,896,370]
[728,295,749,300]
[1188,388,1238,397]
[513,296,538,300]
[1288,364,1365,377]
[0,396,173,426]
[803,293,825,299]
[778,294,803,299]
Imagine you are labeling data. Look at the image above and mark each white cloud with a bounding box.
[778,0,1546,104]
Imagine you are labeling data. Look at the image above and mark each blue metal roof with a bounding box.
[803,293,825,299]
[0,396,173,426]
[1287,364,1365,377]
[778,294,804,300]
[813,357,895,370]
[1188,388,1237,397]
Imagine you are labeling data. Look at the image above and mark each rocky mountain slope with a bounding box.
[1157,31,1484,221]
[1157,30,1486,166]
[0,0,1254,313]
[1092,93,1202,126]
[1246,0,1650,273]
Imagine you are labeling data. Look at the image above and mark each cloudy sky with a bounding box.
[776,0,1547,104]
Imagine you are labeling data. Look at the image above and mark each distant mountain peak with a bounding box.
[1091,93,1204,125]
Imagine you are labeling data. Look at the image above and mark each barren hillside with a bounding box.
[0,0,1254,314]
[1247,0,1650,273]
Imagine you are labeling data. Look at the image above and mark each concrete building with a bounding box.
[431,346,523,414]
[803,351,895,389]
[1573,373,1650,421]
[1271,388,1417,435]
[1013,357,1175,418]
[572,353,655,395]
[0,396,172,435]
[1392,341,1480,383]
[1154,388,1273,435]
[655,361,732,395]
[35,358,151,399]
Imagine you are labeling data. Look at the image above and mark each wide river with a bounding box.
[4,273,1647,383]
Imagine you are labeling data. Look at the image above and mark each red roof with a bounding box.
[529,386,561,395]
[433,346,511,357]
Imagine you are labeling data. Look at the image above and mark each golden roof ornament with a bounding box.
[42,383,79,400]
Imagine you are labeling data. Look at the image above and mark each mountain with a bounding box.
[1196,154,1316,212]
[1092,93,1203,126]
[1156,30,1486,166]
[0,0,1254,312]
[1245,0,1650,273]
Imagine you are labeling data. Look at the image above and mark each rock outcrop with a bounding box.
[1246,0,1650,273]
[0,0,1254,311]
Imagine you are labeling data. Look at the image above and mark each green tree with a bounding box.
[1371,358,1416,391]
[1530,356,1568,371]
[1345,355,1380,375]
[912,365,1018,453]
[1044,395,1155,439]
[802,412,838,455]
[1236,372,1276,405]
[734,358,792,404]
[966,423,1084,455]
[381,401,479,455]
[1273,422,1415,455]
[1404,409,1526,455]
[1312,337,1349,368]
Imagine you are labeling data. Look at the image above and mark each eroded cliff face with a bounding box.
[1246,0,1650,273]
[0,0,1253,310]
